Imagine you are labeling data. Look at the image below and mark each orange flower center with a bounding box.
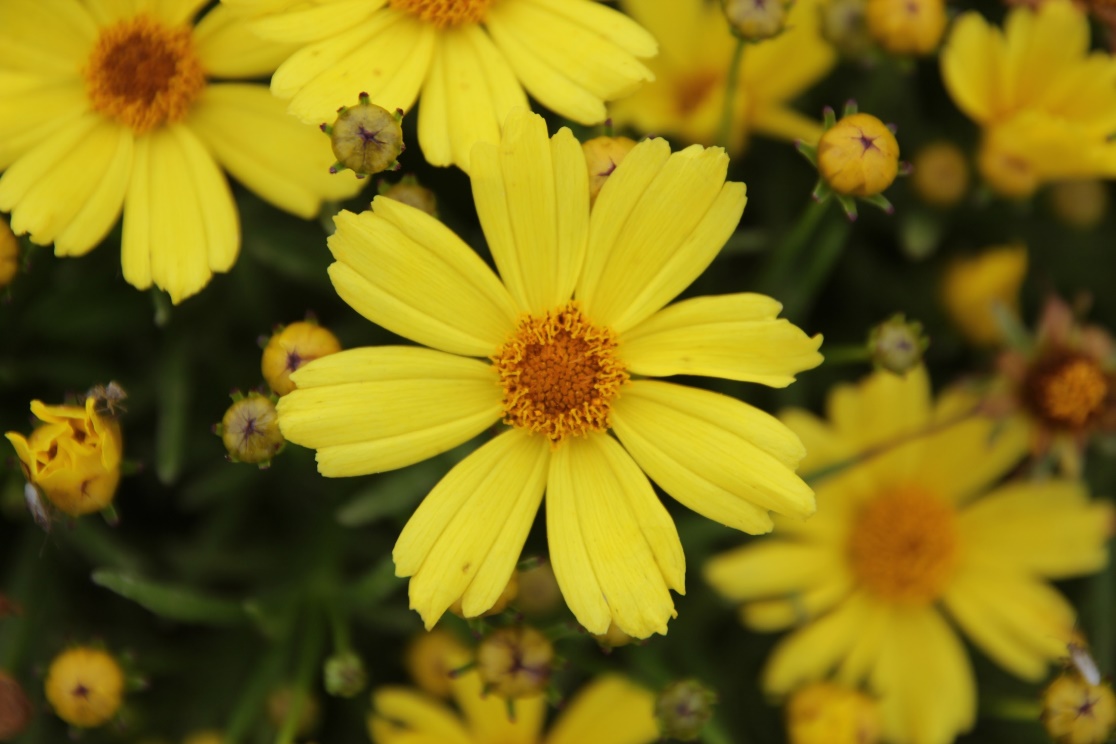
[84,15,206,134]
[1028,354,1110,429]
[847,487,958,605]
[387,0,495,27]
[492,303,628,444]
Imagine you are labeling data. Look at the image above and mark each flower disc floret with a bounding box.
[388,0,495,27]
[1026,354,1111,430]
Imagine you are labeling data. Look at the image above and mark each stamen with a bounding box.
[1026,353,1110,429]
[387,0,495,27]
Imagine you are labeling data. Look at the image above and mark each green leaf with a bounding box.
[91,569,248,626]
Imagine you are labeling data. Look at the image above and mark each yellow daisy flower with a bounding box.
[705,367,1111,744]
[0,0,362,304]
[940,0,1116,198]
[370,670,659,744]
[277,109,824,639]
[223,0,656,172]
[610,0,836,152]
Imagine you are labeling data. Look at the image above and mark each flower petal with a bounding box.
[328,198,518,356]
[703,540,843,602]
[277,346,503,477]
[940,12,1001,124]
[620,293,823,387]
[0,74,85,170]
[763,592,872,694]
[248,0,385,44]
[369,686,471,744]
[471,110,587,313]
[452,669,545,744]
[193,4,295,78]
[153,0,208,25]
[395,430,549,628]
[545,676,659,744]
[741,578,854,633]
[0,0,95,75]
[547,433,679,638]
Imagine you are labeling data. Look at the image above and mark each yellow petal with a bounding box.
[153,0,208,24]
[417,38,453,167]
[527,0,657,58]
[249,0,384,44]
[369,687,471,744]
[621,293,823,387]
[0,74,85,170]
[278,347,502,476]
[763,592,872,694]
[940,12,1001,124]
[451,669,545,744]
[328,199,519,356]
[545,676,659,744]
[55,124,133,256]
[396,430,549,628]
[704,540,842,601]
[546,434,679,638]
[579,143,745,332]
[742,578,853,633]
[1001,0,1089,115]
[0,0,95,75]
[193,4,296,78]
[471,110,586,313]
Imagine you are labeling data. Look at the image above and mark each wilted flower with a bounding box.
[44,646,125,728]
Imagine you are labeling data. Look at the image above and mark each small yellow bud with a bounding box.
[941,245,1028,347]
[1042,672,1116,744]
[655,679,717,742]
[44,646,125,728]
[450,572,518,619]
[977,129,1040,199]
[820,0,873,59]
[868,314,929,375]
[5,397,123,517]
[323,651,367,698]
[785,682,881,744]
[0,217,19,290]
[817,113,900,197]
[321,93,405,178]
[582,136,637,206]
[379,175,438,217]
[0,671,33,739]
[721,0,789,41]
[217,392,285,466]
[865,0,947,55]
[515,562,562,617]
[261,321,342,396]
[593,622,636,650]
[910,141,970,208]
[183,731,225,744]
[266,687,319,736]
[1048,180,1108,230]
[475,626,554,699]
[405,629,470,698]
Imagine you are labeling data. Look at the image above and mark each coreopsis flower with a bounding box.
[370,671,659,744]
[940,245,1028,347]
[261,320,343,396]
[910,141,970,208]
[6,398,123,517]
[223,0,655,172]
[0,0,362,304]
[44,646,126,728]
[785,682,881,744]
[941,0,1116,198]
[1042,670,1116,744]
[864,0,947,55]
[277,110,823,639]
[612,0,835,152]
[705,367,1110,744]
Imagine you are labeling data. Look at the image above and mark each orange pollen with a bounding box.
[83,15,206,134]
[492,303,628,444]
[1027,354,1110,429]
[847,487,958,605]
[387,0,495,27]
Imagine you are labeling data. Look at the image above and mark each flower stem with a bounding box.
[718,36,747,150]
[276,605,325,744]
[822,344,872,366]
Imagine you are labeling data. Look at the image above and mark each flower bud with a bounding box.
[44,646,125,728]
[475,626,554,699]
[1049,180,1108,230]
[593,622,635,650]
[379,175,439,217]
[786,682,881,744]
[183,731,225,744]
[450,572,518,619]
[910,142,970,208]
[405,629,469,698]
[941,245,1028,347]
[321,93,404,178]
[0,671,32,739]
[261,320,342,396]
[1042,671,1116,744]
[5,398,123,517]
[583,136,637,206]
[865,0,947,55]
[655,679,717,742]
[515,562,562,617]
[819,0,873,59]
[817,112,900,198]
[323,651,367,698]
[266,687,319,736]
[721,0,788,41]
[868,314,929,375]
[0,217,19,290]
[216,392,285,466]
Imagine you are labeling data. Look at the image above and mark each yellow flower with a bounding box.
[910,141,969,208]
[0,216,18,289]
[864,0,947,56]
[941,0,1116,198]
[705,367,1110,744]
[6,398,123,517]
[224,0,655,173]
[582,135,638,206]
[405,629,470,698]
[277,110,823,639]
[0,0,361,304]
[1042,671,1116,744]
[816,112,900,198]
[262,320,343,396]
[940,245,1028,347]
[611,0,836,152]
[785,682,881,744]
[44,646,126,728]
[369,671,659,744]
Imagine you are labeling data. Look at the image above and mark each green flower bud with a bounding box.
[655,679,717,742]
[868,314,929,375]
[323,651,367,698]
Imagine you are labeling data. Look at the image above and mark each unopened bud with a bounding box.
[1042,671,1116,744]
[721,0,788,41]
[818,111,900,198]
[0,217,19,290]
[910,142,969,208]
[379,175,439,217]
[44,646,125,728]
[215,392,285,466]
[0,671,32,739]
[450,572,518,619]
[868,314,928,375]
[261,320,342,396]
[593,622,635,650]
[865,0,947,55]
[819,0,873,59]
[786,682,881,744]
[583,136,638,206]
[321,93,404,178]
[405,629,469,698]
[323,651,367,698]
[475,626,554,699]
[655,679,717,742]
[515,562,562,617]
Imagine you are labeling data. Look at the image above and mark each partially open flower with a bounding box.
[941,245,1028,347]
[0,671,32,739]
[1042,671,1116,744]
[261,321,342,397]
[216,392,285,466]
[5,398,123,517]
[786,682,881,744]
[865,0,947,55]
[655,679,717,742]
[0,217,18,290]
[722,0,789,41]
[322,93,405,178]
[475,626,554,699]
[44,646,125,728]
[911,141,970,208]
[583,136,638,206]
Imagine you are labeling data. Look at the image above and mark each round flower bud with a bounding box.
[380,175,439,217]
[44,646,125,728]
[865,0,947,55]
[405,629,469,698]
[786,682,881,744]
[322,93,404,178]
[261,321,342,396]
[323,651,367,698]
[910,142,970,208]
[0,217,19,290]
[216,392,285,466]
[475,626,554,699]
[266,687,319,736]
[1042,672,1116,744]
[583,136,637,206]
[868,314,929,375]
[820,0,873,59]
[593,622,635,650]
[515,562,562,617]
[655,679,717,742]
[817,113,900,197]
[941,245,1028,347]
[183,731,225,744]
[977,129,1040,199]
[721,0,788,41]
[450,572,518,619]
[0,671,33,739]
[5,398,123,517]
[1048,180,1108,230]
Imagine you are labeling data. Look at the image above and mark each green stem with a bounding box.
[225,628,293,743]
[0,530,45,671]
[821,344,872,366]
[276,605,326,744]
[717,36,747,150]
[779,214,852,320]
[755,199,831,297]
[983,697,1042,721]
[328,601,352,655]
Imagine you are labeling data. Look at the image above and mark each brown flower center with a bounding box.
[84,15,206,134]
[387,0,495,27]
[847,487,958,605]
[492,303,628,443]
[1026,354,1110,429]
